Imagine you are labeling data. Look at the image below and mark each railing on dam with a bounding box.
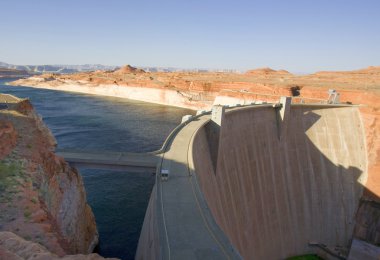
[220,89,329,104]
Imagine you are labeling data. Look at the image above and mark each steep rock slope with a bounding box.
[0,96,98,255]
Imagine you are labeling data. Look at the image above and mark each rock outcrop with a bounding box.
[113,65,145,74]
[245,67,292,75]
[0,121,17,158]
[0,94,99,256]
[0,231,118,259]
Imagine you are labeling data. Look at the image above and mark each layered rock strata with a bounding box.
[0,95,102,257]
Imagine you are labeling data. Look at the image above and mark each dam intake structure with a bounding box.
[135,98,378,260]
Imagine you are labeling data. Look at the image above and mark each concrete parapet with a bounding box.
[211,105,225,126]
[279,96,292,121]
[206,105,225,173]
[181,114,193,123]
[277,96,292,139]
[196,110,207,116]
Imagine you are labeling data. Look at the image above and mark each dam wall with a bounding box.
[136,185,161,259]
[191,105,368,259]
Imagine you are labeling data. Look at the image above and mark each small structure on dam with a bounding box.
[136,97,380,260]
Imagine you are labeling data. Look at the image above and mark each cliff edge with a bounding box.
[0,94,101,257]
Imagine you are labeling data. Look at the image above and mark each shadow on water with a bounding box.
[81,169,155,260]
[0,79,193,260]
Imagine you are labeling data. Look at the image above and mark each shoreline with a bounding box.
[6,78,273,111]
[7,79,215,111]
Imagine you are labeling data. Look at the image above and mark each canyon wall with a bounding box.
[0,96,98,256]
[191,105,367,259]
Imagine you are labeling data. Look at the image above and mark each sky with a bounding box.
[1,0,379,73]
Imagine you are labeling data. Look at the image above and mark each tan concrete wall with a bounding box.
[192,105,367,259]
[135,185,160,260]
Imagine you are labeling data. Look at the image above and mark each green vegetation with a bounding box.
[24,208,31,219]
[0,161,22,194]
[0,159,26,204]
[286,255,324,260]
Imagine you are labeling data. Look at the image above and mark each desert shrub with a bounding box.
[0,160,23,193]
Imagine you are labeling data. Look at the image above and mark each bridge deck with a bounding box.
[57,150,159,173]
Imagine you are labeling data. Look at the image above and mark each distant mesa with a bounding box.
[0,61,118,74]
[313,66,380,76]
[0,67,31,78]
[113,65,145,74]
[245,67,292,76]
[355,66,380,73]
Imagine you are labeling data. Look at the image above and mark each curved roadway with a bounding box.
[155,114,241,259]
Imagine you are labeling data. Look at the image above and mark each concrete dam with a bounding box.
[136,99,372,259]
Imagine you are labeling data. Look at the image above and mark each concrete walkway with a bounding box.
[57,150,158,173]
[157,115,241,259]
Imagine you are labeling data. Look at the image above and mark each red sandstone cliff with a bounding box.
[0,231,118,259]
[0,96,101,257]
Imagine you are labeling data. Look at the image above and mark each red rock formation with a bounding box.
[0,121,17,159]
[0,96,98,256]
[0,231,118,259]
[113,65,145,74]
[245,67,292,75]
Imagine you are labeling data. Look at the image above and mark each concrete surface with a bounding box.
[192,104,367,259]
[136,103,368,259]
[57,150,158,173]
[348,239,380,260]
[136,114,241,260]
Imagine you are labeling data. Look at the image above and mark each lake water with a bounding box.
[0,78,193,259]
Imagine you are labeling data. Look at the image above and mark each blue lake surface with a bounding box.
[0,78,193,259]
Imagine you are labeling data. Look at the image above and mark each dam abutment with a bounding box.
[205,105,225,173]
